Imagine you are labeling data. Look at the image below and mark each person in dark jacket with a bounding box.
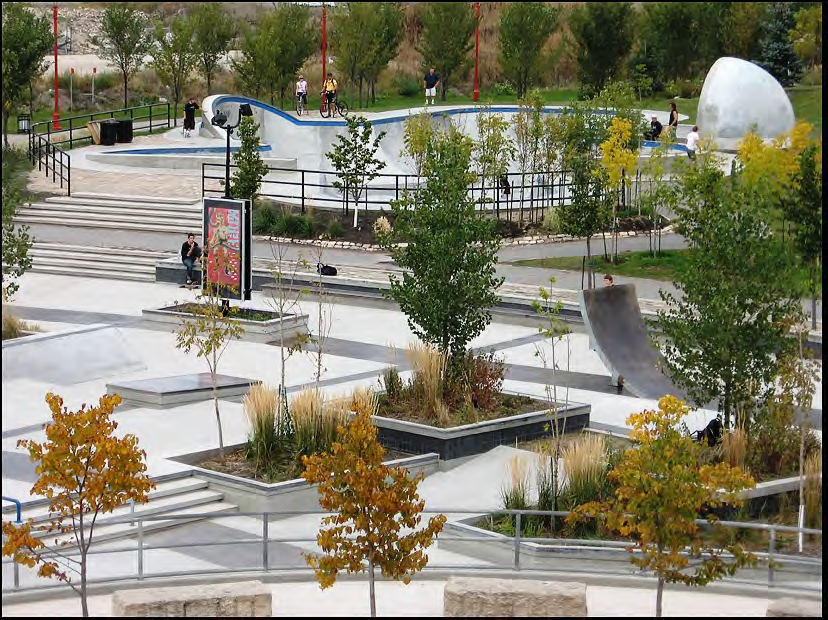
[181,233,202,286]
[183,97,200,138]
[647,115,663,141]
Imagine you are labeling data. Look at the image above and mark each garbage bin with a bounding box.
[99,119,118,146]
[17,114,31,134]
[116,118,133,143]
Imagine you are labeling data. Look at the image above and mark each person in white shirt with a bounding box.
[685,125,700,161]
[295,75,308,108]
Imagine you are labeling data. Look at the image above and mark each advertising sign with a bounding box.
[202,197,252,301]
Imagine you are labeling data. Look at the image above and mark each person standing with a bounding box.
[180,233,202,287]
[685,125,700,161]
[295,74,308,111]
[322,72,338,115]
[667,101,679,140]
[183,97,200,138]
[424,67,440,106]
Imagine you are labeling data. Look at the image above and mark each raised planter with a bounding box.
[169,442,440,514]
[142,305,308,344]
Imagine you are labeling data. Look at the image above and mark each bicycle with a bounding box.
[319,91,349,118]
[295,92,307,117]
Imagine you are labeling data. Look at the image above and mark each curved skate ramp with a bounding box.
[1,324,146,385]
[579,284,688,401]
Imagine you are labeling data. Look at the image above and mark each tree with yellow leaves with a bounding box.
[301,402,447,617]
[600,116,640,263]
[1,393,155,617]
[567,396,757,618]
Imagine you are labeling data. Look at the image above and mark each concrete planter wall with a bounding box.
[169,442,440,514]
[142,305,308,344]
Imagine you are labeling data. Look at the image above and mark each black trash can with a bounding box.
[116,118,134,143]
[100,119,118,146]
[17,114,31,134]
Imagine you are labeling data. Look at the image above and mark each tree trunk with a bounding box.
[173,102,179,128]
[123,71,129,109]
[586,236,593,289]
[656,575,664,618]
[2,110,9,149]
[359,76,363,109]
[368,557,377,617]
[81,550,89,617]
[206,69,213,96]
[810,263,817,331]
[212,370,225,457]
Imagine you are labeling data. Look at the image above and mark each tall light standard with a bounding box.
[53,3,61,129]
[321,3,328,88]
[473,1,480,102]
[211,104,253,199]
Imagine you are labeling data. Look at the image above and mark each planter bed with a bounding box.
[142,304,308,344]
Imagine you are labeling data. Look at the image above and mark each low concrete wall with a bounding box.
[766,597,823,617]
[444,576,587,617]
[112,580,271,617]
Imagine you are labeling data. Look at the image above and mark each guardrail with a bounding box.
[1,497,22,523]
[28,134,71,195]
[2,508,821,595]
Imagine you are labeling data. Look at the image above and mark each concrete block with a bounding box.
[766,598,822,617]
[112,581,271,617]
[444,577,587,617]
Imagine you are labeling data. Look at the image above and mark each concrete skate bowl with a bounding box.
[579,284,693,403]
[1,324,146,386]
[197,95,689,214]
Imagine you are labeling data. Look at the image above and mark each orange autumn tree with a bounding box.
[567,395,757,618]
[1,393,154,617]
[301,401,447,617]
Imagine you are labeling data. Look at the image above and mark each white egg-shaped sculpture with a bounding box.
[697,57,795,141]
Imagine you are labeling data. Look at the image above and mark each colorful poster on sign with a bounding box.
[205,205,241,291]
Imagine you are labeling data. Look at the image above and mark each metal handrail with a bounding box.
[1,497,22,523]
[2,508,821,594]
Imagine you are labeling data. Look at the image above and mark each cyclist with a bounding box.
[322,71,338,116]
[295,74,308,113]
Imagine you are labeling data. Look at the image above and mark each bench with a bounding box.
[766,597,822,617]
[112,580,271,617]
[444,576,587,617]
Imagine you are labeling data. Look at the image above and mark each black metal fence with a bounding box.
[28,133,71,195]
[202,163,635,225]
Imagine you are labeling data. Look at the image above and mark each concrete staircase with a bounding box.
[1,476,237,547]
[15,192,201,236]
[28,242,174,282]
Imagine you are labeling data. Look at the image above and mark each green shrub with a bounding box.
[459,350,505,412]
[746,396,808,479]
[392,73,421,97]
[541,208,561,234]
[490,82,516,96]
[253,204,279,234]
[326,218,345,239]
[300,214,318,238]
[274,211,304,238]
[381,366,404,402]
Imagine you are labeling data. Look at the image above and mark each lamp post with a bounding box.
[53,3,61,129]
[473,1,480,102]
[211,104,253,199]
[321,3,328,89]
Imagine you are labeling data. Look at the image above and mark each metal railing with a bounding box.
[28,134,71,195]
[1,497,22,524]
[2,508,821,595]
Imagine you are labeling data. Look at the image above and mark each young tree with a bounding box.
[93,4,153,109]
[473,105,516,217]
[417,2,477,102]
[266,3,317,109]
[789,5,822,84]
[1,148,33,299]
[659,157,804,428]
[1,3,52,147]
[150,15,196,127]
[325,115,387,223]
[401,110,435,177]
[568,2,635,98]
[513,93,545,223]
[567,396,757,618]
[757,2,805,87]
[231,116,270,207]
[361,2,405,106]
[599,116,639,264]
[301,401,447,617]
[1,392,155,617]
[174,275,245,458]
[189,3,236,96]
[498,2,560,98]
[379,128,503,362]
[308,244,334,389]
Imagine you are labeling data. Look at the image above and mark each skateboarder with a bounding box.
[181,233,202,287]
[183,97,200,138]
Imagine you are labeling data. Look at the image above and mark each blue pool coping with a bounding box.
[110,145,273,155]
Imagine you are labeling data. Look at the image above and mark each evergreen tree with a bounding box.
[756,2,804,86]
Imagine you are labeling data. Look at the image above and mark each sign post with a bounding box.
[202,197,253,304]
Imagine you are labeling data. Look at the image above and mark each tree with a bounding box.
[658,155,804,428]
[174,275,245,458]
[325,115,387,222]
[401,110,435,177]
[1,147,33,299]
[361,3,404,106]
[1,392,154,617]
[721,1,767,60]
[498,2,560,99]
[568,2,634,98]
[150,15,196,127]
[93,4,153,109]
[757,2,804,87]
[231,116,270,207]
[599,117,639,264]
[789,5,822,84]
[473,105,515,217]
[417,2,477,102]
[1,3,52,147]
[301,400,447,617]
[379,128,503,361]
[189,3,236,96]
[567,396,757,618]
[513,92,545,223]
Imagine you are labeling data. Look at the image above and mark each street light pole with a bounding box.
[473,2,480,102]
[53,3,61,129]
[224,125,232,199]
[321,3,327,88]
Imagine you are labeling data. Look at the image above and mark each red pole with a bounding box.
[321,4,327,88]
[473,2,480,102]
[53,3,61,128]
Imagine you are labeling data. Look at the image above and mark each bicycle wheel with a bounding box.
[337,101,349,117]
[319,94,330,118]
[296,97,303,117]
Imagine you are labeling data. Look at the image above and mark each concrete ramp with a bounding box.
[579,284,688,401]
[2,324,146,385]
